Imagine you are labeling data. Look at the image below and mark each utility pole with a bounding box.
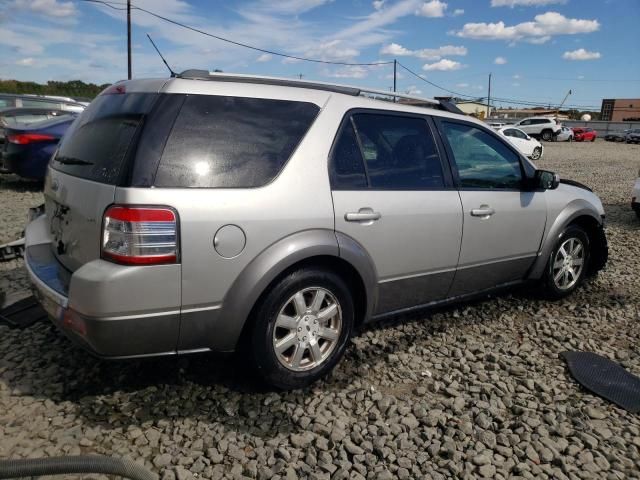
[127,0,132,79]
[557,89,572,118]
[486,73,492,119]
[393,59,397,93]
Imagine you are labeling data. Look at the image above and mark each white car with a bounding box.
[633,172,640,219]
[488,121,507,130]
[556,126,574,142]
[498,127,544,160]
[513,116,562,141]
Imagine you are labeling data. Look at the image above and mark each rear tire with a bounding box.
[542,225,590,299]
[541,130,553,142]
[249,268,354,390]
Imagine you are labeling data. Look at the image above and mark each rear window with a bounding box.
[51,93,157,184]
[154,95,319,188]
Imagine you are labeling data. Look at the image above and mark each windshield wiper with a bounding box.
[55,156,94,166]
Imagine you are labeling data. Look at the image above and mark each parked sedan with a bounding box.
[572,127,597,142]
[556,126,574,142]
[604,130,629,142]
[626,129,640,144]
[498,126,544,160]
[1,116,75,180]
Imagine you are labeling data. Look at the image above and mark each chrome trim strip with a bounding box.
[181,304,222,314]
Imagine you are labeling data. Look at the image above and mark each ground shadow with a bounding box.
[0,174,43,192]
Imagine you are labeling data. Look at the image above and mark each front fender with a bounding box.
[528,199,603,280]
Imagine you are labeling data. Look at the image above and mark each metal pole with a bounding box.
[127,0,132,79]
[487,73,492,119]
[393,59,397,102]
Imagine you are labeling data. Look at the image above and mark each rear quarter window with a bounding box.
[51,93,158,185]
[154,95,320,188]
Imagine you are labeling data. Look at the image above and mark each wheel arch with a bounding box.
[217,229,377,352]
[528,201,605,280]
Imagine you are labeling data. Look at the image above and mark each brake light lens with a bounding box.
[102,206,178,265]
[7,133,55,145]
[102,84,126,95]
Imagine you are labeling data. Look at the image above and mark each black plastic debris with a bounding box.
[0,237,25,262]
[562,351,640,413]
[0,296,47,328]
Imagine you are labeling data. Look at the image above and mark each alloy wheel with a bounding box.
[552,237,585,290]
[272,287,342,372]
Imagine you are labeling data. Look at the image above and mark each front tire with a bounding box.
[542,225,590,299]
[249,268,354,390]
[530,147,542,160]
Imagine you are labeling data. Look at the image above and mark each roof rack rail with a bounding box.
[176,70,462,113]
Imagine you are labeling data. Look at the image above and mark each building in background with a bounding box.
[490,108,570,121]
[600,98,640,121]
[433,96,490,118]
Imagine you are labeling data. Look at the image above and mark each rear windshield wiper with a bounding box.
[55,156,94,166]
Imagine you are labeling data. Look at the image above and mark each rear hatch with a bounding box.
[45,88,160,272]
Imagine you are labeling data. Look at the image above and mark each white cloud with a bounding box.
[578,75,585,79]
[494,56,507,64]
[373,0,385,10]
[512,82,520,86]
[422,58,463,71]
[256,53,272,62]
[10,0,77,18]
[384,71,405,79]
[417,0,447,18]
[334,0,421,43]
[304,39,359,61]
[513,74,521,79]
[454,11,600,42]
[259,0,334,15]
[455,82,469,88]
[15,57,35,66]
[562,48,601,60]
[326,65,368,78]
[380,43,467,60]
[405,85,422,94]
[491,0,567,6]
[380,42,413,56]
[452,8,464,16]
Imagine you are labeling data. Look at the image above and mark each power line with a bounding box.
[79,0,393,67]
[396,62,479,99]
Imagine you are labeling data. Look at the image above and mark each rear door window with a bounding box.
[51,92,158,184]
[352,113,445,190]
[155,95,319,188]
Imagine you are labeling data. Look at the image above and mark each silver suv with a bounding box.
[25,72,608,389]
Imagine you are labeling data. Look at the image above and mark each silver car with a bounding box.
[25,72,608,389]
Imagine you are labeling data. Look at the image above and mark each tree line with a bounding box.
[0,79,110,100]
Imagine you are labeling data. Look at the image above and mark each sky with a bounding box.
[1,0,639,110]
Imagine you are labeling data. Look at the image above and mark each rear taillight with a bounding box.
[102,206,178,265]
[7,133,55,145]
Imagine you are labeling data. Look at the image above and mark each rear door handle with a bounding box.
[345,209,381,222]
[470,206,495,217]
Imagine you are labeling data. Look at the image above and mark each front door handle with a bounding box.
[345,208,381,222]
[470,205,495,218]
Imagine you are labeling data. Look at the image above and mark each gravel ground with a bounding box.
[1,140,639,480]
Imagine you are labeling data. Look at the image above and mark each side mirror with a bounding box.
[535,170,560,190]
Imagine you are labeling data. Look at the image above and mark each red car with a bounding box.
[572,127,597,142]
